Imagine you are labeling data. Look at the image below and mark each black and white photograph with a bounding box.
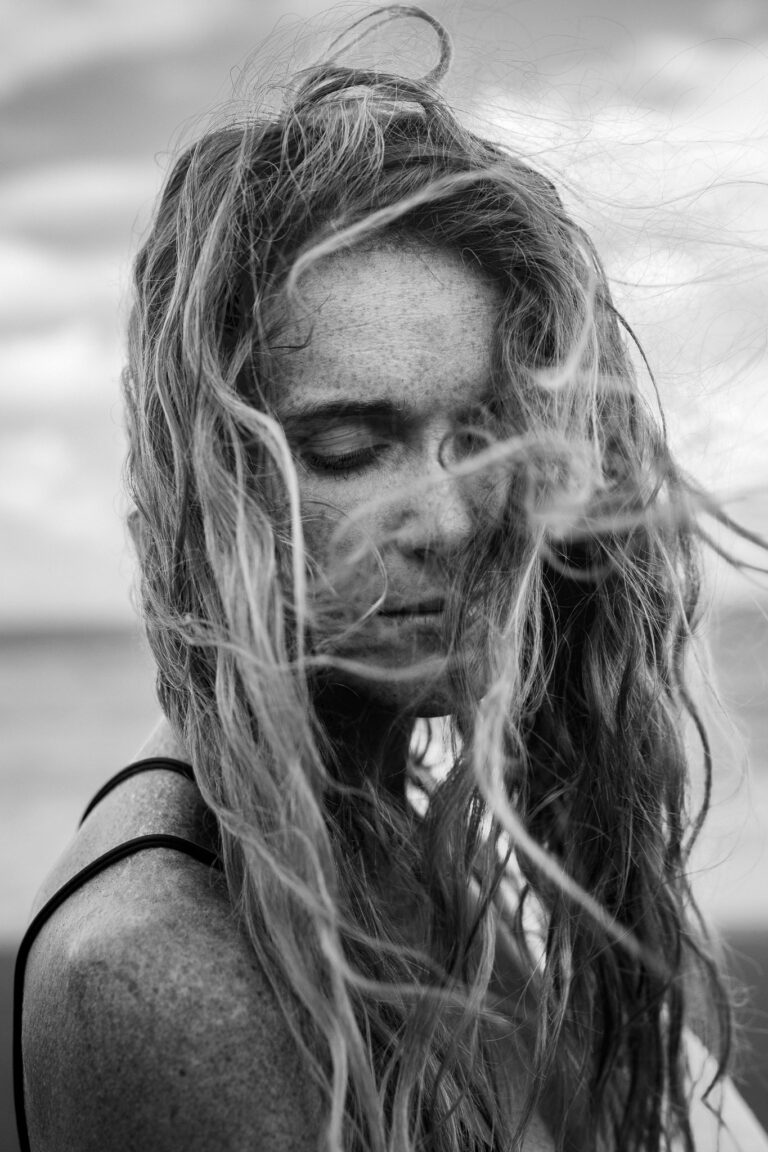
[3,2,768,1149]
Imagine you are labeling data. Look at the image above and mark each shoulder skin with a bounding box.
[21,761,322,1152]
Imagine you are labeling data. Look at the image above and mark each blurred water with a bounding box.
[0,627,157,938]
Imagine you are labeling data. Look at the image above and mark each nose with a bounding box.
[392,445,476,561]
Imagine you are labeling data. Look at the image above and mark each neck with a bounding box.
[311,678,412,799]
[312,678,425,931]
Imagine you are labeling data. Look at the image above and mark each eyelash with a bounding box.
[302,446,381,475]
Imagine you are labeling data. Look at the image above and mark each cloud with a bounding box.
[476,33,768,493]
[0,0,245,100]
[0,159,160,247]
[0,319,123,407]
[0,236,126,331]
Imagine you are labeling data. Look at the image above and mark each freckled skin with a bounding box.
[272,241,504,716]
[21,763,325,1152]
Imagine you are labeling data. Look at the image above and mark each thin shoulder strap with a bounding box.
[14,764,222,1152]
[14,834,223,1152]
[79,756,196,824]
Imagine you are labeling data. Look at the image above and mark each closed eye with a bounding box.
[302,446,380,474]
[296,422,390,475]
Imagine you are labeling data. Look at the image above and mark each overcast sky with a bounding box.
[1,0,767,626]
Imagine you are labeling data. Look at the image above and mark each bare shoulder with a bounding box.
[21,770,321,1152]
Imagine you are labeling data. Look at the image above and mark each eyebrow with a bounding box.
[278,398,410,431]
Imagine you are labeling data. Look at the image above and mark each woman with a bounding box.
[14,7,768,1150]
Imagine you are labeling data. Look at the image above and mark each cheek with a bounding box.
[299,497,335,564]
[299,487,392,617]
[299,477,381,565]
[300,494,369,584]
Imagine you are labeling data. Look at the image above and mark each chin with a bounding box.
[309,613,486,717]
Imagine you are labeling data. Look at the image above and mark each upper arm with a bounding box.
[21,863,322,1152]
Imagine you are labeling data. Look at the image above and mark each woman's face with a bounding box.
[272,241,503,715]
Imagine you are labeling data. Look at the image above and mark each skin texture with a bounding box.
[22,766,324,1152]
[273,242,503,725]
[270,240,506,787]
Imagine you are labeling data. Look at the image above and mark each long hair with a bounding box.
[122,7,734,1149]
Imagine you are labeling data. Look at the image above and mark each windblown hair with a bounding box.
[123,7,735,1150]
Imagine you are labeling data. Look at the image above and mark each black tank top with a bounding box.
[12,757,223,1152]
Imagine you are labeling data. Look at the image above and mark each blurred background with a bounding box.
[2,0,768,1143]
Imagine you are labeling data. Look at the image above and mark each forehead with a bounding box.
[271,243,502,419]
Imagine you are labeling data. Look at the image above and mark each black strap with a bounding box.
[79,757,196,825]
[14,811,222,1152]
